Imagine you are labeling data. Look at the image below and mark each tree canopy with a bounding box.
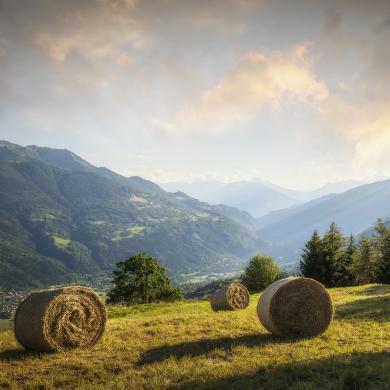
[241,254,282,292]
[107,253,183,304]
[300,220,390,286]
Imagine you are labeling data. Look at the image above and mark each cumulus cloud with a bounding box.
[155,44,328,135]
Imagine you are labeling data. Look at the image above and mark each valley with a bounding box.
[1,140,390,291]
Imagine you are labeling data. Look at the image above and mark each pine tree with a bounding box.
[321,222,346,287]
[337,234,356,286]
[373,220,390,284]
[300,230,324,281]
[351,235,376,284]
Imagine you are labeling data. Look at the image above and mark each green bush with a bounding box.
[159,287,184,302]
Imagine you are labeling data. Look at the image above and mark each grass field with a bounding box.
[0,284,390,389]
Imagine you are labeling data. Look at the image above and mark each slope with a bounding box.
[258,180,390,261]
[0,141,265,288]
[162,180,299,218]
[0,284,389,389]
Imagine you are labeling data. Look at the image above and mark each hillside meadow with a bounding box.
[0,284,390,389]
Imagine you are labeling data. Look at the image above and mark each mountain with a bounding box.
[161,180,299,218]
[161,179,368,218]
[258,180,390,262]
[300,180,370,201]
[360,217,390,238]
[0,141,265,288]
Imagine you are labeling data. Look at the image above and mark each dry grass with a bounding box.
[0,284,390,389]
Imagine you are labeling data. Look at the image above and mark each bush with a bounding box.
[241,254,282,292]
[159,287,184,301]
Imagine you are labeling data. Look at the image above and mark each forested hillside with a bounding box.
[0,141,265,288]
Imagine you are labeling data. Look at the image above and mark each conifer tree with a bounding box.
[351,235,376,284]
[337,234,356,286]
[300,230,324,281]
[321,222,346,287]
[373,220,390,284]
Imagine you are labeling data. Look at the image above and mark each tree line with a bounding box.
[300,220,390,287]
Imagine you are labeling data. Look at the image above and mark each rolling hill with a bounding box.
[0,141,265,288]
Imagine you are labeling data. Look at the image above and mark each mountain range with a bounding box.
[0,141,265,288]
[161,179,367,218]
[258,180,390,260]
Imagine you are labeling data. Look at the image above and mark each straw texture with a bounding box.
[257,277,333,337]
[14,286,106,352]
[210,282,250,311]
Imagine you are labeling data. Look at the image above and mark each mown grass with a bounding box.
[0,320,12,332]
[0,284,389,389]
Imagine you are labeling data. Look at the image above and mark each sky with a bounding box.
[1,0,390,191]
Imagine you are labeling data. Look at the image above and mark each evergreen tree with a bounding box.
[300,230,324,281]
[241,254,281,292]
[301,223,354,287]
[338,234,356,286]
[321,222,346,287]
[107,253,183,304]
[351,235,376,284]
[373,220,390,284]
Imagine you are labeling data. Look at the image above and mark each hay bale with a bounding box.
[14,286,106,352]
[210,282,250,311]
[257,277,333,337]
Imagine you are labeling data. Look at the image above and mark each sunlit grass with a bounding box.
[0,284,389,389]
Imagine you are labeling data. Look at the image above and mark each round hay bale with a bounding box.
[210,282,250,311]
[257,277,333,338]
[14,286,106,352]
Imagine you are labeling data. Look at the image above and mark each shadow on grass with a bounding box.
[138,333,296,365]
[166,351,390,390]
[351,285,390,296]
[336,295,390,321]
[0,348,43,362]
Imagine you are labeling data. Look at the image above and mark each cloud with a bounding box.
[376,14,390,33]
[1,0,390,189]
[154,44,328,135]
[174,0,261,35]
[35,0,146,64]
[352,106,390,168]
[321,9,343,38]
